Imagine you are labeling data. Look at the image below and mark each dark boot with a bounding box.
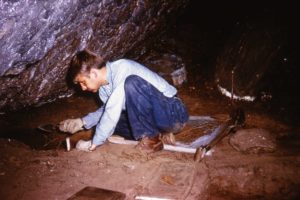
[136,135,163,152]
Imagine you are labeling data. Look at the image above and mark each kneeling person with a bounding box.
[59,50,189,151]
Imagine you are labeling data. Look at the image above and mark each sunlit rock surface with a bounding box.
[0,0,189,111]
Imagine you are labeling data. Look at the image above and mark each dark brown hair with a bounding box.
[68,50,105,83]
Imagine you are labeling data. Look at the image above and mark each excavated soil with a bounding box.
[0,85,299,200]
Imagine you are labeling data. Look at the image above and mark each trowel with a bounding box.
[36,123,59,133]
[36,123,72,150]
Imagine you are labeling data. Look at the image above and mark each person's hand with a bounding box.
[88,144,97,151]
[58,118,84,134]
[75,140,92,152]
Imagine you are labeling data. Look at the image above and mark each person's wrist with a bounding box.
[88,144,97,151]
[80,118,85,127]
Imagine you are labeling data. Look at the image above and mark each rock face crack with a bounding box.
[0,0,189,111]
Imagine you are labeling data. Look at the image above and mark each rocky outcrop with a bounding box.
[0,0,189,111]
[229,128,277,154]
[215,22,282,101]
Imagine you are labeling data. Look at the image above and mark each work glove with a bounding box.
[59,118,84,134]
[76,140,92,152]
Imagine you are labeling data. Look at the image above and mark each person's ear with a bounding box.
[89,68,98,79]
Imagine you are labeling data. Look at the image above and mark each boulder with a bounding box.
[0,0,189,111]
[215,22,282,101]
[229,128,277,154]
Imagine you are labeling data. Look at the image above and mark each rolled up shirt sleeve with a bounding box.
[92,84,125,146]
[82,106,104,129]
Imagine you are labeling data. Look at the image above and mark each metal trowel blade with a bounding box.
[37,123,58,133]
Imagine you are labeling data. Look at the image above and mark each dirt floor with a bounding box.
[0,84,299,200]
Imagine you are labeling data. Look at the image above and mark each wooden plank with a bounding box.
[108,136,196,154]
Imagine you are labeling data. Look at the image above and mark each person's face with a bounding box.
[74,68,106,93]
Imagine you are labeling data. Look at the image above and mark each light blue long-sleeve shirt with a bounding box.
[82,59,177,146]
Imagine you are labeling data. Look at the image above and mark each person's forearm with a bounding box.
[82,106,104,129]
[92,104,123,146]
[92,115,116,146]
